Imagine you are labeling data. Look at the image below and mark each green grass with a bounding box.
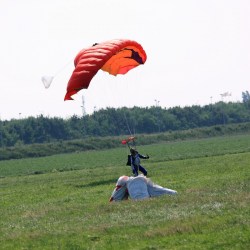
[0,134,249,249]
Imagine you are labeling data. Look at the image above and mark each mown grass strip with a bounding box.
[0,135,249,249]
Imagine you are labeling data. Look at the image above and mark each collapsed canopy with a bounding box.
[109,175,177,202]
[64,39,147,100]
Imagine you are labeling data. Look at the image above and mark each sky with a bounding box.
[0,0,249,120]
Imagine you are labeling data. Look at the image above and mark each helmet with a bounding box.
[130,148,137,155]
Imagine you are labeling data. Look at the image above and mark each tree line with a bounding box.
[1,99,250,147]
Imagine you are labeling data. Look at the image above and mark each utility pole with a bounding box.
[220,92,231,125]
[80,95,87,137]
[220,92,232,102]
[81,95,87,117]
[154,99,160,107]
[154,99,161,132]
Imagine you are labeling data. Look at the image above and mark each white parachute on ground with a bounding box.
[109,175,177,202]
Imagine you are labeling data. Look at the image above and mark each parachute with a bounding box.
[121,136,136,145]
[41,76,54,89]
[109,175,177,202]
[64,39,147,101]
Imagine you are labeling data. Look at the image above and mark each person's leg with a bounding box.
[131,165,139,176]
[139,165,147,176]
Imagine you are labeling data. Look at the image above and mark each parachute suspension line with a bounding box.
[123,109,137,149]
[53,58,73,78]
[123,110,133,136]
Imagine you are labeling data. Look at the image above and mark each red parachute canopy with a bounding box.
[121,136,136,145]
[121,140,127,145]
[64,39,147,100]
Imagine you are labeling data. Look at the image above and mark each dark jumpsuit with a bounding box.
[130,153,148,176]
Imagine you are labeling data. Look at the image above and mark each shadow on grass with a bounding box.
[74,178,116,188]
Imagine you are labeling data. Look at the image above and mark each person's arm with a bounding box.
[138,153,149,159]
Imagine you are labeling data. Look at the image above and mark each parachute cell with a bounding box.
[64,39,147,100]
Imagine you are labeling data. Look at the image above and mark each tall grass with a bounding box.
[0,134,249,249]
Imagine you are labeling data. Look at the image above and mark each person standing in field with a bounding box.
[127,148,149,176]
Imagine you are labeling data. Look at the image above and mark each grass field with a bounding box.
[0,134,249,249]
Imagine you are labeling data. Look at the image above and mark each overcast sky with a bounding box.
[1,0,249,120]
